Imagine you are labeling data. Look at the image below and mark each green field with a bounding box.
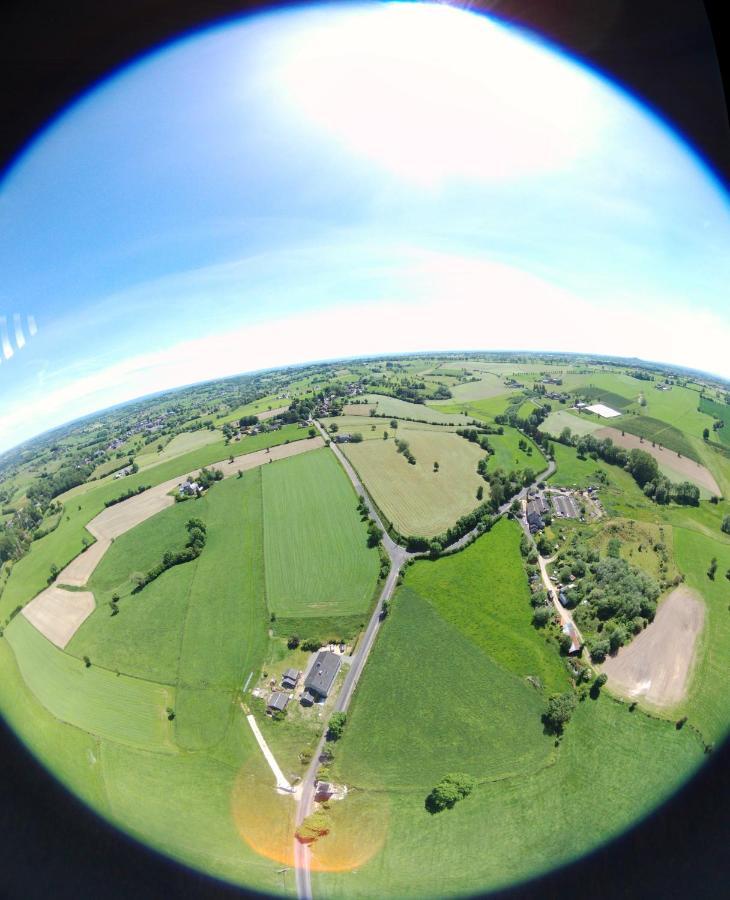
[406,520,568,692]
[0,424,305,623]
[699,396,730,446]
[363,394,471,424]
[320,689,702,898]
[262,449,380,618]
[438,373,506,402]
[319,416,455,440]
[331,584,554,790]
[70,470,269,750]
[612,415,700,461]
[573,386,634,410]
[673,527,730,743]
[430,393,516,420]
[343,430,485,538]
[542,409,602,438]
[135,428,223,470]
[486,426,547,475]
[6,615,174,750]
[214,394,287,425]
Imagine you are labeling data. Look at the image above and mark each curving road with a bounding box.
[293,426,555,899]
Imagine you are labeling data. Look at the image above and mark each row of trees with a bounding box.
[132,518,207,591]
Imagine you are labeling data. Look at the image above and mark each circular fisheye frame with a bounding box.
[0,3,728,898]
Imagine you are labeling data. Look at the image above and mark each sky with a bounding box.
[0,1,728,453]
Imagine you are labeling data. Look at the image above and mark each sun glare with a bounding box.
[270,2,603,183]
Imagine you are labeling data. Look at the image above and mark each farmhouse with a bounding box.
[302,650,342,702]
[282,668,300,690]
[267,691,290,713]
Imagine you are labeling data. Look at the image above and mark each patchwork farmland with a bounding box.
[1,351,729,900]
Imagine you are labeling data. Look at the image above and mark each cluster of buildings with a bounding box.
[524,489,585,533]
[265,650,343,714]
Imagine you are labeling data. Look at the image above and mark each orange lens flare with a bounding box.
[231,760,389,874]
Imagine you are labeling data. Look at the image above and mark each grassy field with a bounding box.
[439,373,506,402]
[331,585,554,790]
[542,409,602,438]
[572,386,634,411]
[214,394,286,425]
[342,430,485,538]
[6,615,174,750]
[135,428,223,470]
[672,527,730,743]
[430,393,516,420]
[612,415,700,461]
[406,520,568,693]
[699,396,730,446]
[488,426,547,474]
[319,416,455,440]
[0,424,305,623]
[363,394,471,424]
[262,449,380,618]
[319,690,702,898]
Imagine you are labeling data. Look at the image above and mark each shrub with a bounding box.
[301,638,322,652]
[425,773,477,813]
[326,712,347,741]
[532,606,550,628]
[542,692,577,735]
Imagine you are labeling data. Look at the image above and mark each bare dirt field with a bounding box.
[594,426,720,494]
[343,404,376,416]
[602,586,705,708]
[22,586,95,649]
[24,435,324,646]
[258,406,289,421]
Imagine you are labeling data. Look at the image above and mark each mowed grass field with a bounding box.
[542,409,602,438]
[320,688,702,898]
[407,521,568,693]
[331,585,554,791]
[135,428,222,470]
[319,416,455,440]
[342,430,485,537]
[262,448,380,618]
[70,471,270,751]
[363,394,471,424]
[431,393,516,420]
[612,415,700,461]
[6,615,174,750]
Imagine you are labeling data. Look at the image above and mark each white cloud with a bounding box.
[2,251,728,452]
[270,3,606,184]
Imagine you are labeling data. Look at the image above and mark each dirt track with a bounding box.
[23,436,324,645]
[593,427,720,494]
[602,586,705,708]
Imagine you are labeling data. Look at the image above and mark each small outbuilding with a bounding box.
[282,668,301,690]
[267,691,290,713]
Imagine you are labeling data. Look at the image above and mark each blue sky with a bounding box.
[1,1,728,452]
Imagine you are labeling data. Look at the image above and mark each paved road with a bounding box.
[293,429,556,900]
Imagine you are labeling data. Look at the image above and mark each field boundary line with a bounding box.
[245,712,294,793]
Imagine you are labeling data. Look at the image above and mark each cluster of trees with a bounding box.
[394,438,416,465]
[481,467,534,509]
[132,518,207,591]
[558,549,661,661]
[425,773,476,813]
[405,506,496,555]
[196,467,224,490]
[356,495,384,548]
[559,432,702,506]
[26,461,96,505]
[103,484,150,508]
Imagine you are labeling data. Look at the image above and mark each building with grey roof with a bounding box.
[267,691,290,713]
[303,650,342,701]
